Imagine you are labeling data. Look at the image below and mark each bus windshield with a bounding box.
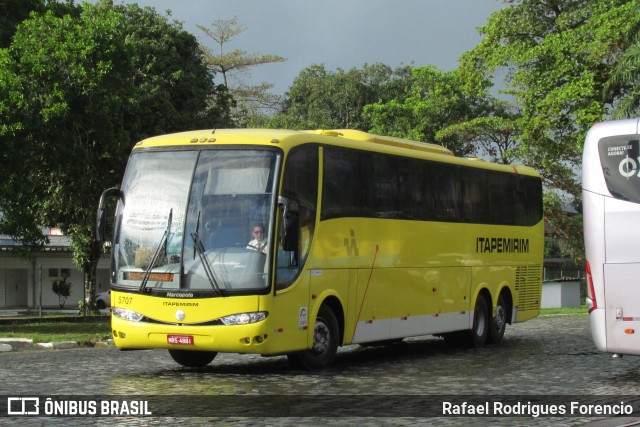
[112,149,280,294]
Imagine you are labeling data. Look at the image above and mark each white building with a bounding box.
[0,229,110,309]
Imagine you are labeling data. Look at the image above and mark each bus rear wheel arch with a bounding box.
[287,304,340,370]
[445,292,490,348]
[168,349,217,368]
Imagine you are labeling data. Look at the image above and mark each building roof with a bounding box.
[0,233,72,253]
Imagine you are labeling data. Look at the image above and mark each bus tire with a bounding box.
[488,294,507,345]
[287,305,339,370]
[465,294,489,347]
[168,350,217,368]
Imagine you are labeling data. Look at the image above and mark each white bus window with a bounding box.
[598,136,640,203]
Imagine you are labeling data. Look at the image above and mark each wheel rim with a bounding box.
[312,318,331,355]
[475,303,488,336]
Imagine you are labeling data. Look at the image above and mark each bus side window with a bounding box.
[276,145,318,290]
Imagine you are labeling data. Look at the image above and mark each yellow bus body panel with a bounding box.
[307,217,543,344]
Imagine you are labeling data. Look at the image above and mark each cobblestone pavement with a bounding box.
[1,314,640,426]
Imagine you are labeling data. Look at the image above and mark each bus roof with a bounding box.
[134,128,451,152]
[304,129,453,156]
[133,128,539,177]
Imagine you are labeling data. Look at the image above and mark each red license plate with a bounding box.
[167,335,194,345]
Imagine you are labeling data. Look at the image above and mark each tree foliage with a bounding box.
[605,32,640,119]
[435,105,519,164]
[0,0,78,48]
[459,0,640,260]
[365,66,495,156]
[279,63,413,130]
[0,0,231,312]
[461,0,640,195]
[198,17,286,121]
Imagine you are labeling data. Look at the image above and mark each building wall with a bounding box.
[0,256,32,309]
[0,252,110,309]
[1,269,28,307]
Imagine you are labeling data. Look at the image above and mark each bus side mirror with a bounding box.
[96,187,122,243]
[278,196,299,252]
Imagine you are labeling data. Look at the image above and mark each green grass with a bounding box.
[540,306,588,316]
[0,320,111,344]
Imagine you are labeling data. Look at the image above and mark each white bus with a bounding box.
[583,118,640,356]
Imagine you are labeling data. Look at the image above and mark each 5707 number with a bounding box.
[118,296,133,305]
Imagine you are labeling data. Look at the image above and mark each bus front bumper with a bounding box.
[111,316,274,354]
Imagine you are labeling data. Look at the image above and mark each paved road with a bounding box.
[1,314,640,426]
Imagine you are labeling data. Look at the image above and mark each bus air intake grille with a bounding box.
[515,265,542,311]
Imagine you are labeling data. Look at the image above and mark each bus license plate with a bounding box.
[167,335,194,345]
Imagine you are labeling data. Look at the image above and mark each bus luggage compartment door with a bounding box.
[603,263,640,354]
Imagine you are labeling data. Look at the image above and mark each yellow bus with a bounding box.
[97,128,543,369]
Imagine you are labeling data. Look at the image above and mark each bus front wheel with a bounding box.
[288,305,339,370]
[168,350,217,368]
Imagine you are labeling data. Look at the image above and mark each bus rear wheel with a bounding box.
[488,294,507,344]
[168,350,217,368]
[288,305,339,370]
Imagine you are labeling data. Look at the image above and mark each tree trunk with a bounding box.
[80,241,103,316]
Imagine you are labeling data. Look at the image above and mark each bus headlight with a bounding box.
[112,307,144,322]
[220,311,268,325]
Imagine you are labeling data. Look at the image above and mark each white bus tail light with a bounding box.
[585,261,597,313]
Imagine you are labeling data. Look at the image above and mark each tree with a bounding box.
[365,65,493,156]
[198,17,286,122]
[605,32,640,119]
[0,0,79,48]
[460,0,640,260]
[0,0,232,313]
[280,63,413,130]
[0,0,44,47]
[435,100,520,164]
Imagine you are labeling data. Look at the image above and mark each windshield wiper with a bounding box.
[190,211,222,294]
[140,209,172,292]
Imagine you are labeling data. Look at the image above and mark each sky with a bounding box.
[114,0,504,94]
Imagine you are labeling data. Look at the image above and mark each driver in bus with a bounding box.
[247,224,268,254]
